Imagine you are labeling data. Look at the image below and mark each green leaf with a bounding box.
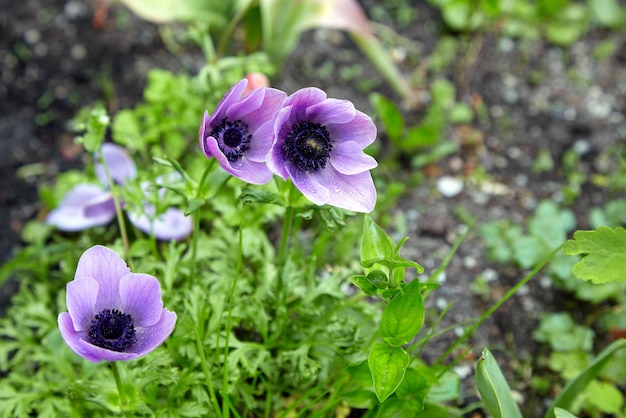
[563,226,626,284]
[589,0,624,28]
[546,339,626,418]
[475,348,523,418]
[554,408,578,418]
[369,92,404,142]
[368,342,409,402]
[74,105,110,153]
[584,379,624,414]
[361,216,396,266]
[380,279,425,346]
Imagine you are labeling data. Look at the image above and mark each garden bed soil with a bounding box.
[2,0,626,415]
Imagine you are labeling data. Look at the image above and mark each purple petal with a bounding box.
[119,273,163,327]
[305,98,356,125]
[229,87,287,133]
[95,143,137,185]
[267,106,294,180]
[287,167,331,206]
[66,277,98,332]
[46,184,116,231]
[75,245,129,312]
[198,110,212,157]
[127,206,193,241]
[211,79,248,122]
[204,136,273,185]
[131,309,177,358]
[59,312,107,363]
[330,140,378,175]
[293,167,376,212]
[284,87,327,121]
[327,109,377,148]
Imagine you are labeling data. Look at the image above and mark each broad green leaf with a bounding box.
[380,279,425,346]
[589,0,624,28]
[585,379,624,414]
[476,348,523,418]
[361,216,396,267]
[119,0,228,24]
[368,342,409,402]
[562,226,626,283]
[554,408,578,418]
[546,339,626,418]
[395,368,429,411]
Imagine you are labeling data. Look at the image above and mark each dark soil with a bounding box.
[2,0,626,416]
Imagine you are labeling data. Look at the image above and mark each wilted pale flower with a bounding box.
[267,87,378,212]
[198,78,287,185]
[58,245,176,362]
[46,143,192,241]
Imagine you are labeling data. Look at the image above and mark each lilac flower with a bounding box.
[46,143,192,241]
[198,78,287,185]
[58,245,176,362]
[267,87,378,212]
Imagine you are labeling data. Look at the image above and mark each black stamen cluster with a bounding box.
[88,309,136,352]
[210,118,251,162]
[284,121,333,171]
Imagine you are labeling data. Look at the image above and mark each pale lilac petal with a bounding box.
[287,167,330,206]
[46,184,115,231]
[75,338,143,362]
[229,87,287,133]
[306,98,356,125]
[119,274,163,327]
[204,135,273,185]
[131,310,177,357]
[75,245,129,312]
[66,278,98,332]
[127,206,193,241]
[330,140,378,175]
[327,110,377,148]
[313,168,377,212]
[198,110,212,157]
[95,143,137,185]
[245,119,276,162]
[59,313,105,363]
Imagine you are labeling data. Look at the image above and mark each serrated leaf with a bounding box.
[380,279,425,346]
[562,226,626,283]
[368,342,409,402]
[476,348,523,418]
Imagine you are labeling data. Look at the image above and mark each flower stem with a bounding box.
[190,160,216,281]
[195,329,222,417]
[98,149,131,264]
[110,361,126,410]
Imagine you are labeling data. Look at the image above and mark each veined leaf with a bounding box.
[368,342,409,402]
[380,279,425,346]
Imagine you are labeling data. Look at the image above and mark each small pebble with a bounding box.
[437,176,463,197]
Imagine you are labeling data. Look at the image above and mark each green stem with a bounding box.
[195,329,222,417]
[110,362,126,410]
[433,244,564,369]
[216,0,258,59]
[190,160,216,280]
[98,149,131,263]
[221,228,243,418]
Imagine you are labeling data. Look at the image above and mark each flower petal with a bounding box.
[66,277,98,332]
[119,273,163,327]
[127,205,193,241]
[330,140,378,175]
[267,106,294,180]
[198,110,212,157]
[75,245,129,312]
[211,79,248,121]
[311,167,377,212]
[287,166,331,206]
[95,143,137,185]
[46,184,116,231]
[283,87,327,122]
[59,312,105,363]
[130,309,177,358]
[204,135,273,185]
[327,109,377,148]
[305,98,356,125]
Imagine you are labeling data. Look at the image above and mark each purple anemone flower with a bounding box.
[46,143,192,241]
[198,78,287,185]
[267,87,378,212]
[58,245,176,362]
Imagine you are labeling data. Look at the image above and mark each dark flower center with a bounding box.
[284,121,333,171]
[88,309,136,352]
[210,118,251,162]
